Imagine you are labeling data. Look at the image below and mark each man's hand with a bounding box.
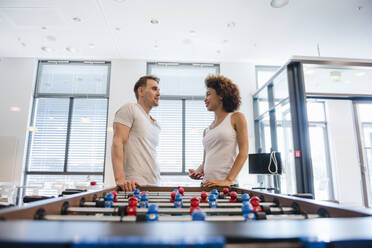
[188,169,204,180]
[202,179,232,187]
[116,178,140,192]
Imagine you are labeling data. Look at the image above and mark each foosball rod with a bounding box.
[44,213,319,222]
[83,201,277,208]
[68,206,297,215]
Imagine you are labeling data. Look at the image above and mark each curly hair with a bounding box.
[205,75,241,112]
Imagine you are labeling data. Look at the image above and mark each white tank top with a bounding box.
[203,113,238,184]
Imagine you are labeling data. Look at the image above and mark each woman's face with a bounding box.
[205,87,222,111]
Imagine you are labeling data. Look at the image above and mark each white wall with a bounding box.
[326,100,363,206]
[0,57,37,186]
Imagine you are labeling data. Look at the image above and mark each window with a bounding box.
[255,65,280,90]
[148,63,218,175]
[24,61,110,196]
[307,101,334,200]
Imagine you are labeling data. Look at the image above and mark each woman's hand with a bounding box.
[188,169,204,180]
[202,179,232,187]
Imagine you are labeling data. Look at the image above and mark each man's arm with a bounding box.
[111,122,139,191]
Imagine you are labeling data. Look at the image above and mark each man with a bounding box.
[111,75,160,191]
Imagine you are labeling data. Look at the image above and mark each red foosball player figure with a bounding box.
[126,196,138,216]
[223,188,229,197]
[200,191,208,203]
[170,191,177,203]
[190,197,200,214]
[178,187,185,196]
[250,196,262,212]
[229,191,238,203]
[111,191,118,202]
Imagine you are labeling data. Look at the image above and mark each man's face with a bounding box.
[141,79,160,107]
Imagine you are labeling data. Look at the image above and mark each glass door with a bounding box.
[355,102,372,207]
[306,100,334,200]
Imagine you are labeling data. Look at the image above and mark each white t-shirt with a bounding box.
[114,103,161,185]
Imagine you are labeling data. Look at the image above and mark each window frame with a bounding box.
[24,60,111,187]
[255,65,281,90]
[147,62,219,175]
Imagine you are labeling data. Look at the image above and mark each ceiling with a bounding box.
[0,0,371,65]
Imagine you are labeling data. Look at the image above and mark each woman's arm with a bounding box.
[202,112,248,187]
[189,129,207,180]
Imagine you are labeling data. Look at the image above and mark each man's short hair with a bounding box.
[133,75,160,99]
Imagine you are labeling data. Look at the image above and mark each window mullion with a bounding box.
[182,99,186,173]
[64,97,74,173]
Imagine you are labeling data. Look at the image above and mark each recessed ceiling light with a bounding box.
[46,35,56,42]
[72,17,82,22]
[227,22,236,28]
[89,43,95,48]
[10,106,21,112]
[41,46,53,52]
[270,0,289,8]
[150,19,159,24]
[66,47,77,53]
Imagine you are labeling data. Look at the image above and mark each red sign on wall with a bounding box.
[294,150,302,158]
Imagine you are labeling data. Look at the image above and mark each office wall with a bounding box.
[0,58,37,186]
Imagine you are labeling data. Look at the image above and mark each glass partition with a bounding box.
[272,69,289,106]
[275,100,296,194]
[254,88,269,117]
[303,64,372,95]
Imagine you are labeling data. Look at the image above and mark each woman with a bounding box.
[189,75,248,187]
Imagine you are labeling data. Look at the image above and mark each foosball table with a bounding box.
[1,186,372,247]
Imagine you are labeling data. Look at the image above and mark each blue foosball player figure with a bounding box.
[133,189,140,199]
[146,204,159,222]
[139,193,149,208]
[174,193,183,208]
[104,193,114,208]
[211,189,218,197]
[208,194,218,208]
[192,210,206,221]
[242,202,256,221]
[242,193,250,204]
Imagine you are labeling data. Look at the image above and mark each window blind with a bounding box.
[148,62,218,174]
